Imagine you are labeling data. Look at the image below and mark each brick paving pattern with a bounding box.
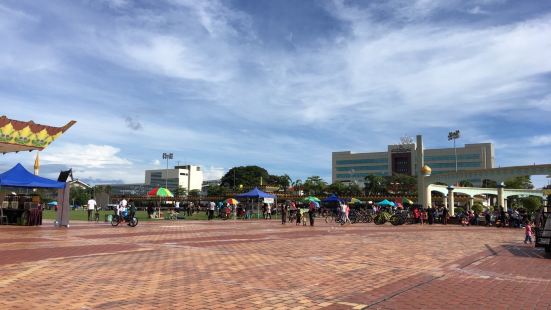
[0,220,549,309]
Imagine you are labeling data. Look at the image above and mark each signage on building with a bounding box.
[389,144,414,153]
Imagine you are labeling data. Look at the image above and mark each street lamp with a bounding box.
[447,130,461,173]
[162,152,173,190]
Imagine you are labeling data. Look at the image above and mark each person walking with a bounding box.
[524,221,533,244]
[87,197,97,222]
[208,201,215,220]
[266,203,272,219]
[442,206,449,225]
[296,205,302,226]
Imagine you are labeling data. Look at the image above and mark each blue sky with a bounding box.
[1,0,551,187]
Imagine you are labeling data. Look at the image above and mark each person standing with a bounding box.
[427,207,434,225]
[127,200,136,225]
[281,203,288,224]
[266,203,272,219]
[87,197,97,222]
[208,201,215,221]
[308,201,316,226]
[524,221,533,244]
[442,206,449,225]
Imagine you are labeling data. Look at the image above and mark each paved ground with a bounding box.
[0,219,549,309]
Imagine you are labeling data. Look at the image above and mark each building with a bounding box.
[333,142,494,186]
[201,179,221,194]
[69,179,91,190]
[145,165,203,192]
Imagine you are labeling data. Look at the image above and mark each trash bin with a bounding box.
[105,214,112,223]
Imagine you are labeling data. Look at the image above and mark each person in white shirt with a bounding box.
[118,197,127,216]
[208,201,215,220]
[87,197,97,221]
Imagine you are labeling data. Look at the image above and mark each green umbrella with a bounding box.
[303,196,321,202]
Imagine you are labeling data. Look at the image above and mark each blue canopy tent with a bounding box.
[322,194,343,203]
[236,187,276,219]
[0,163,67,226]
[236,187,276,199]
[0,163,65,189]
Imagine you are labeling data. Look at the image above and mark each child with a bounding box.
[524,221,533,244]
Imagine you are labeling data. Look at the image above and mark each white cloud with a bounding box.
[40,143,131,168]
[530,135,551,146]
[202,166,225,181]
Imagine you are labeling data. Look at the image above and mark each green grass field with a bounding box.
[41,210,271,221]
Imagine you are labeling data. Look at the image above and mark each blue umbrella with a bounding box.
[376,199,395,207]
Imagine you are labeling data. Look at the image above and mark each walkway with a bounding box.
[0,220,549,309]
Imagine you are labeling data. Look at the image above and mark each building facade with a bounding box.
[145,165,203,192]
[333,142,494,186]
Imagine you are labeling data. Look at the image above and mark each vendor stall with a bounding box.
[0,163,66,226]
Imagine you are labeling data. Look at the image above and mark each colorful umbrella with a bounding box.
[350,198,364,204]
[147,187,174,197]
[376,199,395,206]
[47,201,58,206]
[402,197,414,205]
[303,196,321,202]
[226,198,238,205]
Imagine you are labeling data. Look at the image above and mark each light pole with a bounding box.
[447,130,461,172]
[162,153,173,190]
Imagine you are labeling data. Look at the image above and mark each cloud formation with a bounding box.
[0,0,550,187]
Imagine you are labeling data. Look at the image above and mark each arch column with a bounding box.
[497,184,505,210]
[468,196,474,211]
[444,195,448,209]
[447,186,455,216]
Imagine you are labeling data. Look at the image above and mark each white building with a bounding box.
[145,165,203,192]
[333,142,495,186]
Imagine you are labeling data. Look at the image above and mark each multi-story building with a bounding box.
[333,142,494,186]
[145,165,203,192]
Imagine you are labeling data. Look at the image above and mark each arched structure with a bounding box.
[416,135,551,215]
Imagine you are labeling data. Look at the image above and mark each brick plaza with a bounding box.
[0,219,549,309]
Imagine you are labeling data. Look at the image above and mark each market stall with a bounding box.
[0,163,67,226]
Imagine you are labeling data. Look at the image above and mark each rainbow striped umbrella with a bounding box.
[226,198,238,205]
[147,187,174,197]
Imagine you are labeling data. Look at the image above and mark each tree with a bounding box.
[481,179,497,188]
[174,186,187,197]
[471,201,484,214]
[291,179,303,192]
[505,176,533,189]
[206,185,228,197]
[93,185,112,195]
[364,175,385,196]
[268,174,291,191]
[303,176,327,195]
[459,180,474,187]
[326,182,348,196]
[70,187,91,206]
[221,166,270,189]
[520,196,542,215]
[188,189,201,197]
[345,183,362,196]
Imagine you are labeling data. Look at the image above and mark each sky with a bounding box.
[1,0,551,187]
